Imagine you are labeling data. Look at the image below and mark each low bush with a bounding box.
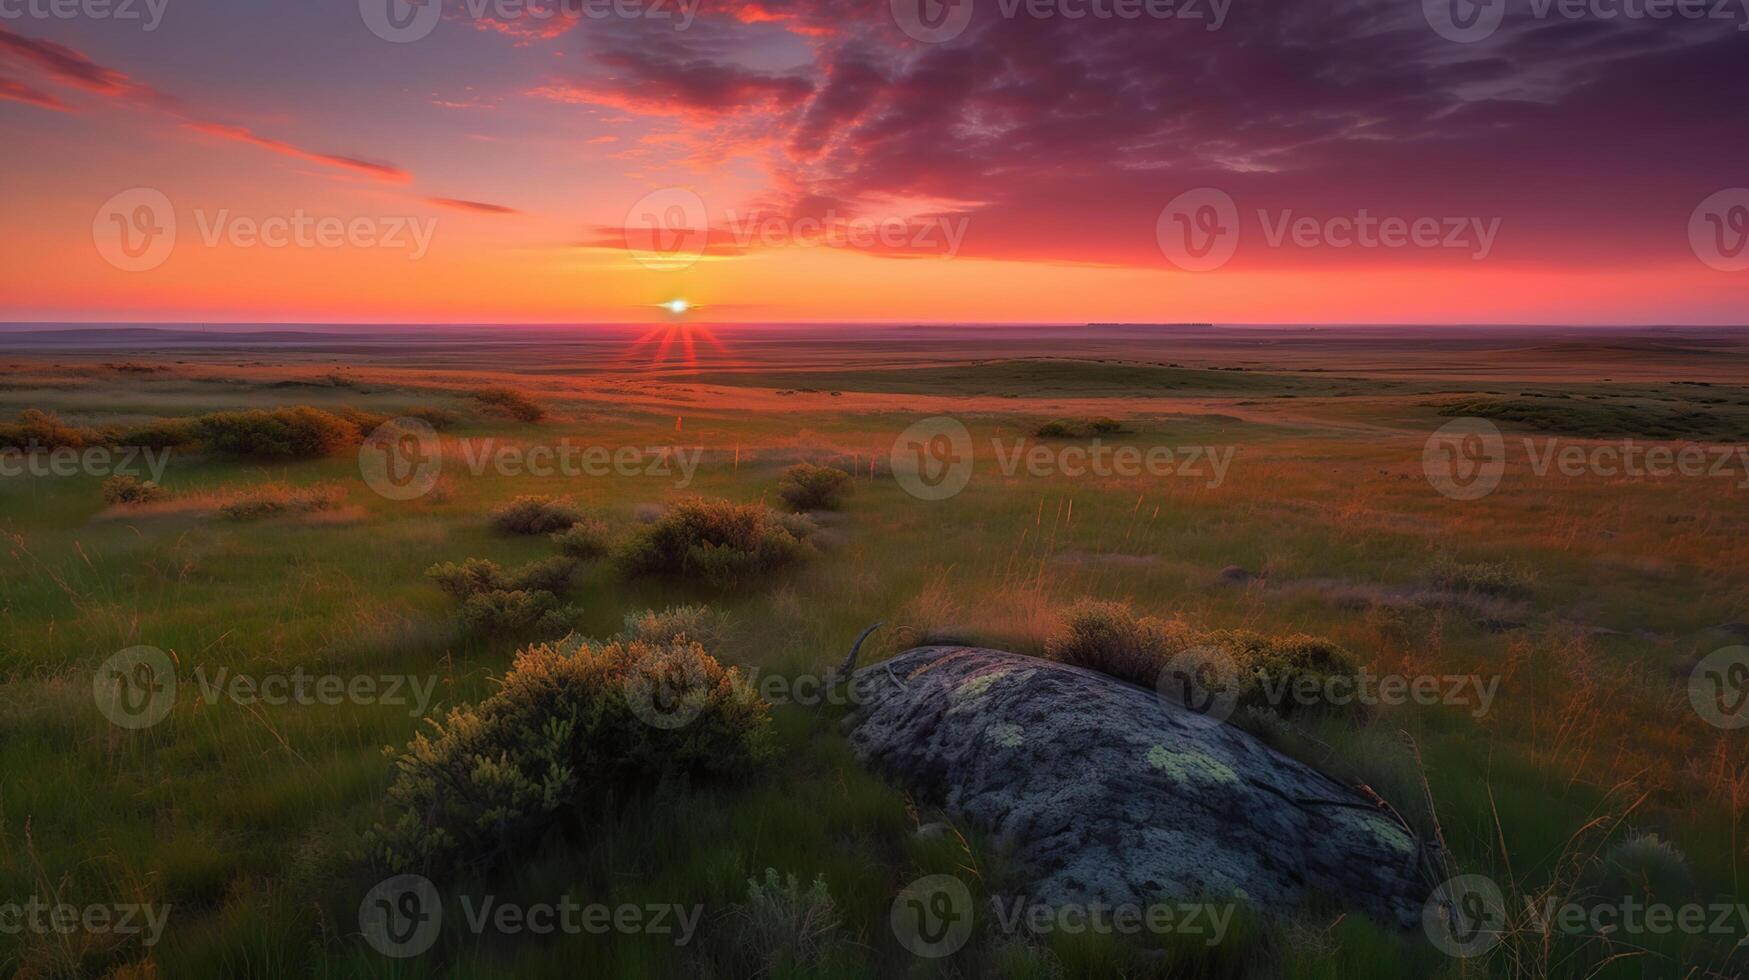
[618,603,722,649]
[1088,416,1126,434]
[776,463,851,512]
[473,387,545,423]
[490,495,583,535]
[427,556,579,599]
[100,474,166,505]
[551,518,611,559]
[0,409,89,449]
[1035,419,1078,438]
[1046,599,1363,722]
[367,610,770,876]
[729,870,845,976]
[333,406,391,434]
[458,589,582,637]
[104,417,198,449]
[219,482,348,520]
[1035,417,1128,438]
[194,407,359,458]
[617,498,812,588]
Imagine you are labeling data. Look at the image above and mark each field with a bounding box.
[2,323,1747,979]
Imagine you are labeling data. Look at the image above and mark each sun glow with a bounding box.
[662,299,690,315]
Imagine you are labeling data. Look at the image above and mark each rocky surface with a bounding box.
[846,646,1431,927]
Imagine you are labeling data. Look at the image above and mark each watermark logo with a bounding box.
[1424,874,1506,957]
[0,897,172,947]
[359,0,443,42]
[624,187,709,271]
[1423,0,1506,41]
[891,0,975,42]
[1691,646,1749,730]
[360,418,444,501]
[1157,187,1239,272]
[1423,418,1507,500]
[0,0,169,30]
[1690,188,1749,272]
[892,417,975,501]
[891,874,974,958]
[360,874,444,958]
[1157,646,1240,726]
[1,445,172,481]
[622,657,711,730]
[94,188,175,273]
[93,645,176,730]
[990,897,1235,944]
[722,209,970,258]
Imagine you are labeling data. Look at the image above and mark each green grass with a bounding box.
[1,360,1746,978]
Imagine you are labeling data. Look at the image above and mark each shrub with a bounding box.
[618,604,722,649]
[551,518,611,559]
[105,417,198,449]
[333,406,391,434]
[1599,832,1693,899]
[730,870,844,976]
[1088,416,1126,434]
[0,409,89,449]
[490,495,583,535]
[101,474,166,505]
[776,463,851,512]
[219,482,347,519]
[617,498,812,588]
[1046,599,1362,722]
[367,616,771,876]
[1035,419,1078,438]
[458,589,582,637]
[427,556,579,599]
[194,407,358,458]
[473,387,545,423]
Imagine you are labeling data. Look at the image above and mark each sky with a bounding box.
[0,0,1745,324]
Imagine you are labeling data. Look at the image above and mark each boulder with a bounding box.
[846,646,1430,928]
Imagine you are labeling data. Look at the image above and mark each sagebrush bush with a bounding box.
[776,463,851,512]
[100,474,166,505]
[731,869,844,976]
[458,589,582,637]
[618,604,722,649]
[490,495,583,535]
[551,518,611,559]
[1600,832,1693,899]
[473,387,545,423]
[427,556,579,597]
[1088,416,1126,434]
[102,417,198,449]
[195,407,358,458]
[0,409,90,449]
[333,406,391,434]
[1035,419,1078,438]
[1046,599,1362,721]
[367,614,771,876]
[219,482,347,520]
[617,498,812,588]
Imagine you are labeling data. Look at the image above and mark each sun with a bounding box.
[661,298,690,315]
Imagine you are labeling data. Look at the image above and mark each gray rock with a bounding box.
[846,646,1430,928]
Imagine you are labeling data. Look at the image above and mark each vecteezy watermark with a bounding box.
[624,666,868,730]
[359,0,699,42]
[0,897,172,948]
[889,417,1233,501]
[990,896,1236,945]
[93,188,176,273]
[1156,188,1501,271]
[1690,188,1749,272]
[93,647,438,730]
[622,187,709,271]
[721,209,970,258]
[93,646,177,730]
[1424,418,1749,501]
[93,190,439,271]
[1691,647,1749,730]
[1424,873,1749,958]
[0,445,172,482]
[1424,0,1748,43]
[358,417,704,501]
[0,0,167,28]
[1157,648,1501,726]
[359,875,701,958]
[889,0,1227,43]
[890,875,975,958]
[991,438,1234,487]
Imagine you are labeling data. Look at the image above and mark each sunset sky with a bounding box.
[1,0,1745,324]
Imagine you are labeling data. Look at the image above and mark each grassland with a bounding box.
[1,326,1747,978]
